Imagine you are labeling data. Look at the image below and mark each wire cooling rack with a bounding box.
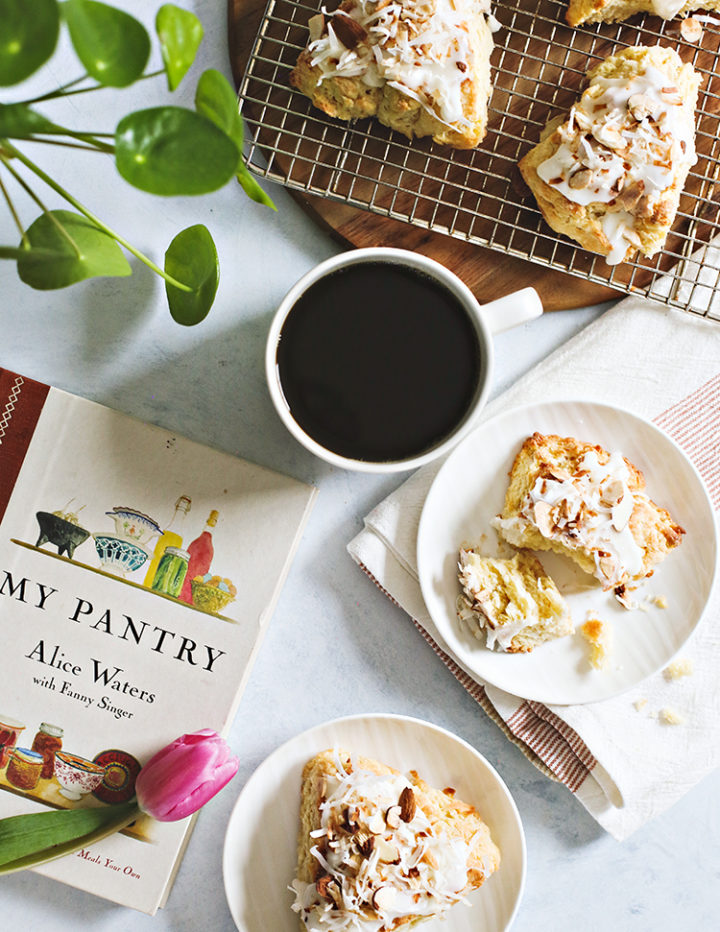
[238,0,720,319]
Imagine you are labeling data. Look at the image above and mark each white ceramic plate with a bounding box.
[223,713,526,932]
[417,400,718,705]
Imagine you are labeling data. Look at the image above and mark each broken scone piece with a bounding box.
[290,0,496,148]
[291,749,500,930]
[580,615,613,669]
[457,549,573,652]
[566,0,720,27]
[493,432,685,601]
[518,46,700,264]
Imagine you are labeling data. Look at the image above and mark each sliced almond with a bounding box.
[398,786,416,823]
[627,93,653,121]
[308,12,326,42]
[385,805,402,829]
[613,180,644,212]
[355,830,375,857]
[315,874,337,900]
[568,168,594,190]
[593,123,624,150]
[680,16,703,43]
[597,553,616,581]
[367,811,386,834]
[331,12,368,50]
[533,500,555,538]
[372,886,397,911]
[375,837,400,863]
[600,477,625,506]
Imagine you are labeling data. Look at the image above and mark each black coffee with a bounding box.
[275,262,483,463]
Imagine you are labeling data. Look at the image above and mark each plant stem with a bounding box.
[0,154,81,255]
[0,172,28,244]
[20,138,110,154]
[2,142,192,292]
[21,75,90,104]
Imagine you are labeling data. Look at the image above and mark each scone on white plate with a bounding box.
[291,749,500,930]
[566,0,720,27]
[290,0,496,148]
[493,432,685,600]
[518,46,700,264]
[457,549,573,652]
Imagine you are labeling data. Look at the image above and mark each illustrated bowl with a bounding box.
[105,507,161,545]
[54,751,106,800]
[93,534,149,576]
[191,578,236,614]
[36,511,90,559]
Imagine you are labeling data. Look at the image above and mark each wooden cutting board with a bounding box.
[227,0,621,310]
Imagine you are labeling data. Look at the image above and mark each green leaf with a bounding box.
[63,0,150,87]
[0,800,138,874]
[194,69,276,210]
[0,0,60,86]
[156,4,203,92]
[0,103,60,138]
[237,164,276,210]
[18,209,131,289]
[164,224,218,325]
[115,107,239,195]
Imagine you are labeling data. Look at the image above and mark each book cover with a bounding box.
[0,369,317,913]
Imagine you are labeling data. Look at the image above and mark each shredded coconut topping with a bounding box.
[536,61,696,265]
[495,449,646,590]
[291,752,484,931]
[306,0,494,130]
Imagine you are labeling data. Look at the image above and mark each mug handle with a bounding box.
[479,287,544,335]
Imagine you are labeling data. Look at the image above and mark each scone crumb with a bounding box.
[653,594,668,609]
[633,698,648,712]
[580,615,612,669]
[659,707,685,725]
[664,657,694,680]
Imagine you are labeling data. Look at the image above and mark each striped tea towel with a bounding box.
[347,295,720,841]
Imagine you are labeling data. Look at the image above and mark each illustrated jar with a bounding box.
[31,723,64,779]
[0,716,25,769]
[151,546,189,597]
[7,748,44,791]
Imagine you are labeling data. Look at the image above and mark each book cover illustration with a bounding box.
[0,370,317,912]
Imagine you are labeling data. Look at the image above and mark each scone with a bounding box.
[291,749,500,930]
[567,0,720,27]
[518,46,700,265]
[457,549,573,652]
[493,432,685,599]
[290,0,496,148]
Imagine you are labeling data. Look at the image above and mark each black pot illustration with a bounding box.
[35,512,90,559]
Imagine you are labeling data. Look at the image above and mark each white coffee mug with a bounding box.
[266,247,543,472]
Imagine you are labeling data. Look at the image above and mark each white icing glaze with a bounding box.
[291,753,486,931]
[496,449,646,589]
[307,0,494,130]
[536,60,696,264]
[651,0,687,19]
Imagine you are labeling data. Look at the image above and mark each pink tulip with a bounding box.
[135,729,239,822]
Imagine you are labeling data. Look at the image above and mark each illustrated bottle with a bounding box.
[179,509,218,604]
[143,495,191,587]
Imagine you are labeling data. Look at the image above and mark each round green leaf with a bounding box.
[0,103,59,138]
[195,68,242,146]
[156,4,203,92]
[164,224,218,325]
[63,0,150,87]
[0,0,59,85]
[115,107,239,195]
[18,209,131,289]
[195,69,276,210]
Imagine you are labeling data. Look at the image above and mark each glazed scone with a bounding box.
[291,749,500,931]
[567,0,720,27]
[518,46,700,264]
[493,432,685,600]
[457,549,573,652]
[290,0,496,148]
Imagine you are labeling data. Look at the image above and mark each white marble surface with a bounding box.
[0,1,717,928]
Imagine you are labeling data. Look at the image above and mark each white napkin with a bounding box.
[348,296,720,841]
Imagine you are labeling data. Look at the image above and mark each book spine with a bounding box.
[0,369,50,523]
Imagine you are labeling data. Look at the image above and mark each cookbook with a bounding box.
[0,368,317,913]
